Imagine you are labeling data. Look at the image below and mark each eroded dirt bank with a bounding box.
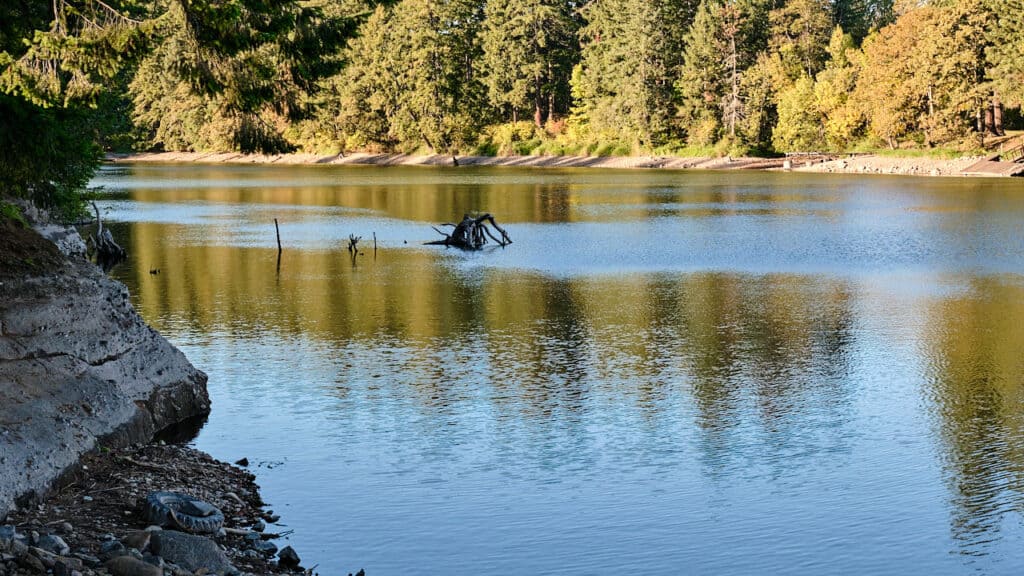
[109,151,987,177]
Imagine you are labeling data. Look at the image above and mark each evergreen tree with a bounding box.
[770,0,833,80]
[480,0,577,126]
[337,0,488,153]
[986,0,1024,109]
[677,0,727,145]
[677,0,769,145]
[572,0,697,148]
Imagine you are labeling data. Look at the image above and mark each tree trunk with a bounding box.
[977,106,985,148]
[546,61,555,125]
[992,91,1004,136]
[729,35,738,138]
[534,73,543,128]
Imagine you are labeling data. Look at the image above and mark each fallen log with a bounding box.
[426,213,512,250]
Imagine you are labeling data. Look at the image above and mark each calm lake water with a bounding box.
[91,164,1024,575]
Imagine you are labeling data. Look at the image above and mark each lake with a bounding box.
[91,163,1024,575]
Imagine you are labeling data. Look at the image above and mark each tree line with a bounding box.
[2,0,1023,215]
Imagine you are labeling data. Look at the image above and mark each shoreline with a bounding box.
[2,443,325,576]
[107,151,992,178]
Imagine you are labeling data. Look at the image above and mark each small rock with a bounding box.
[243,532,261,542]
[150,531,234,574]
[98,540,126,561]
[29,531,38,546]
[252,540,277,555]
[71,552,101,568]
[143,526,162,532]
[30,547,59,568]
[57,557,83,570]
[53,557,83,576]
[142,554,164,570]
[104,555,162,576]
[58,523,74,535]
[17,553,46,574]
[277,546,300,568]
[0,526,16,541]
[121,531,151,552]
[252,520,265,533]
[234,458,249,467]
[82,496,93,503]
[37,534,71,556]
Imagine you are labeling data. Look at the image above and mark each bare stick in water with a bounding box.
[274,218,282,255]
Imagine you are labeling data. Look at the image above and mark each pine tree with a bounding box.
[769,0,833,80]
[677,0,726,145]
[572,0,697,148]
[337,0,488,153]
[986,0,1024,108]
[677,0,769,145]
[479,0,577,126]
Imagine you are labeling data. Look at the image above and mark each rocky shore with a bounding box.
[1,214,352,575]
[0,212,208,517]
[0,444,341,576]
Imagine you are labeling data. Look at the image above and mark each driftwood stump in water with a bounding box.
[88,201,126,270]
[427,213,512,249]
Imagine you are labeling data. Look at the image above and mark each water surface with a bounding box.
[94,164,1024,575]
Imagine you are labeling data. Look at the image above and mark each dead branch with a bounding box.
[426,213,512,250]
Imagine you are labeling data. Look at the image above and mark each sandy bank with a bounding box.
[108,151,788,170]
[108,151,998,177]
[791,154,982,177]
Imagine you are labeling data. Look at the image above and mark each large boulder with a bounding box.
[0,224,210,518]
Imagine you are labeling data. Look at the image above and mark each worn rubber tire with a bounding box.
[144,492,224,534]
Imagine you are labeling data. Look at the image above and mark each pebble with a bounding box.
[59,523,74,535]
[234,457,249,467]
[253,520,265,532]
[81,496,93,503]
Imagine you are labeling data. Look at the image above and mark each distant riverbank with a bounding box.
[107,151,987,177]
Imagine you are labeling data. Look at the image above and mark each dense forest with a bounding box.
[2,0,1023,215]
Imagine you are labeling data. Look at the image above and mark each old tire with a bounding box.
[144,492,224,534]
